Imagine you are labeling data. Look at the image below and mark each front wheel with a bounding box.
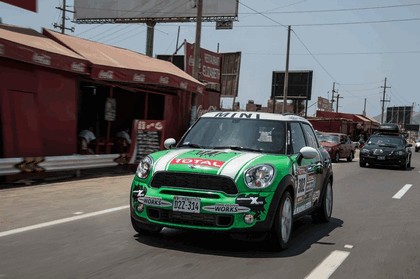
[270,191,293,250]
[334,152,340,163]
[359,160,366,167]
[312,180,333,223]
[347,152,354,162]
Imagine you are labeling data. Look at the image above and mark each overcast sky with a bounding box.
[1,0,419,118]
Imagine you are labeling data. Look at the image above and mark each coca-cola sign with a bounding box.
[32,53,51,66]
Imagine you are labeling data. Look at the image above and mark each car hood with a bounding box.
[363,144,404,154]
[149,148,290,179]
[320,142,339,148]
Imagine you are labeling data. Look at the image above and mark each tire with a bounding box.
[334,152,340,163]
[312,180,333,223]
[359,160,366,167]
[270,191,294,250]
[131,216,163,235]
[400,156,409,170]
[347,152,354,162]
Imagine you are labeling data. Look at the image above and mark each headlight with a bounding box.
[244,164,275,189]
[393,150,406,156]
[136,156,153,179]
[361,149,370,154]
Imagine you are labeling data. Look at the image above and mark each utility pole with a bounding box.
[335,92,343,112]
[330,82,336,111]
[190,0,203,125]
[145,21,156,57]
[363,98,367,116]
[380,77,391,123]
[282,25,291,114]
[54,0,74,34]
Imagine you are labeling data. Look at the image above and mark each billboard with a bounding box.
[271,70,313,100]
[386,106,413,125]
[74,0,238,23]
[185,42,221,86]
[317,96,333,111]
[220,52,241,97]
[1,0,36,12]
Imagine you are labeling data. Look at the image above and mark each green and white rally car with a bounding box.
[130,111,333,249]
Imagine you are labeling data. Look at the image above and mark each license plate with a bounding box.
[173,196,200,213]
[377,156,385,160]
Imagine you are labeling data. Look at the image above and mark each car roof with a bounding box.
[201,111,311,124]
[318,132,347,136]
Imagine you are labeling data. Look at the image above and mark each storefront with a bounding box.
[0,24,88,158]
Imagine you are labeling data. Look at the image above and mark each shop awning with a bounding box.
[0,24,88,74]
[43,29,205,94]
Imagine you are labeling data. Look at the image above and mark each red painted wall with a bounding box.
[0,58,78,157]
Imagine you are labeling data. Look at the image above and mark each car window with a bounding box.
[289,122,306,153]
[367,135,404,146]
[301,123,319,148]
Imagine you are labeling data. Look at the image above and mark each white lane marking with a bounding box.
[305,250,350,279]
[344,244,353,249]
[392,184,413,199]
[0,205,129,238]
[73,212,84,215]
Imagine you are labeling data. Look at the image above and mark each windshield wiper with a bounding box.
[180,143,203,149]
[213,145,263,152]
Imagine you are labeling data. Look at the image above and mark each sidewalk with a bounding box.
[0,165,135,189]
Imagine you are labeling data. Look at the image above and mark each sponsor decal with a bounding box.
[98,70,114,79]
[32,53,51,66]
[159,76,169,84]
[138,196,171,207]
[71,62,86,72]
[312,190,320,202]
[296,174,307,198]
[203,204,250,214]
[213,112,260,119]
[294,201,312,215]
[236,194,267,220]
[170,158,225,168]
[133,73,146,82]
[0,44,4,55]
[195,150,225,157]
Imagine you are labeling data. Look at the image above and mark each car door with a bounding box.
[289,122,324,215]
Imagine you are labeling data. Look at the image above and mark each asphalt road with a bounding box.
[1,150,419,279]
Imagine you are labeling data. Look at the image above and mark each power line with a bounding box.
[240,3,420,15]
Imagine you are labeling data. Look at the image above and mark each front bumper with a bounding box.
[130,180,280,232]
[359,154,407,167]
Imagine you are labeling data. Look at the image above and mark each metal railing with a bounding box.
[0,154,128,176]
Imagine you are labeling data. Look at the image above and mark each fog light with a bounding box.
[244,214,254,224]
[136,203,145,212]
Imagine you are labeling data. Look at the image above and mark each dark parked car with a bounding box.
[415,139,420,152]
[317,132,355,162]
[359,125,412,169]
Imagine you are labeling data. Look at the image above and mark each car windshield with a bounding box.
[367,135,404,146]
[179,117,286,154]
[318,134,340,143]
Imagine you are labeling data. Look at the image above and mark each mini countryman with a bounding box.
[130,111,333,250]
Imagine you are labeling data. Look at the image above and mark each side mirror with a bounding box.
[296,146,318,164]
[164,138,177,149]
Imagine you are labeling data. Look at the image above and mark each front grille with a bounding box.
[151,172,238,194]
[147,208,233,227]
